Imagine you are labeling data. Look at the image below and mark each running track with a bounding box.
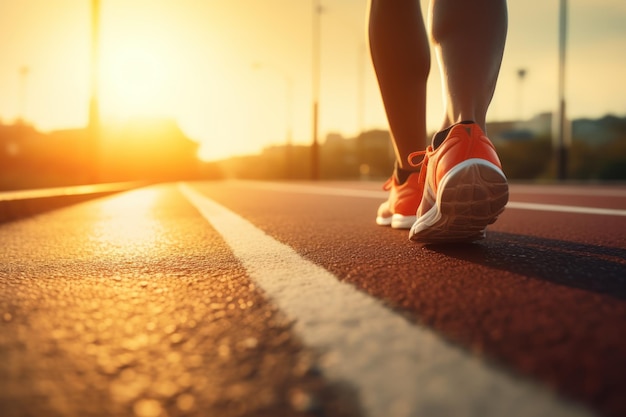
[1,180,625,417]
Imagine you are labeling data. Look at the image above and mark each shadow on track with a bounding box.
[424,232,626,300]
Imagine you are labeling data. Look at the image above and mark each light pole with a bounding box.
[555,0,569,181]
[516,68,526,122]
[18,66,29,123]
[89,0,101,183]
[311,0,321,180]
[285,75,294,178]
[357,41,366,135]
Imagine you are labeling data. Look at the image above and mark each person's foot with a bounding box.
[409,122,508,242]
[376,158,426,229]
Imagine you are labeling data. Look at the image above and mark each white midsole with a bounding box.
[411,159,506,234]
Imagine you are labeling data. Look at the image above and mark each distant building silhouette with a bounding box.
[487,112,552,143]
[212,113,626,182]
[2,112,625,189]
[0,117,199,191]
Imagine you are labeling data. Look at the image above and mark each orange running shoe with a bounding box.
[376,156,426,229]
[408,122,508,242]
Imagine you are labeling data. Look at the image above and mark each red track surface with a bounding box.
[194,181,626,417]
[2,180,624,416]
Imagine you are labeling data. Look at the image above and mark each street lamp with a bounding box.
[555,0,569,181]
[18,66,29,123]
[516,68,527,122]
[311,0,322,180]
[357,41,367,135]
[89,0,101,183]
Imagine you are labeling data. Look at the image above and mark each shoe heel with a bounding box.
[440,159,508,227]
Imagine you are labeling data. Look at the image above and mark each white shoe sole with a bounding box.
[376,213,417,229]
[409,159,509,243]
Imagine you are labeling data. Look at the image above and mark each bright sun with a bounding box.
[100,42,171,119]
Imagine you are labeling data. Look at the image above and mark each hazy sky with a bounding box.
[1,0,625,161]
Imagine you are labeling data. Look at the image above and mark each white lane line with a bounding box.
[178,182,592,417]
[507,201,626,217]
[0,181,145,201]
[237,180,387,199]
[510,185,626,198]
[237,181,626,217]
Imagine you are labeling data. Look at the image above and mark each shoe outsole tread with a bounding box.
[410,160,508,243]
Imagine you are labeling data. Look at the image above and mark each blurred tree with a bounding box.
[496,137,552,180]
[597,138,626,180]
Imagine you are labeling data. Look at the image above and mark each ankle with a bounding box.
[394,162,419,185]
[432,120,475,149]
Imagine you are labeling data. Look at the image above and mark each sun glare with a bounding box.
[93,188,163,251]
[101,41,171,119]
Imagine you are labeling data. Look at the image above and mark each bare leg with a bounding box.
[429,0,507,132]
[368,0,430,169]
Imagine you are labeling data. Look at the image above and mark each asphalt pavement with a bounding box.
[1,180,625,417]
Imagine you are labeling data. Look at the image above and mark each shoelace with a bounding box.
[382,150,428,191]
[407,149,427,168]
[382,177,393,191]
